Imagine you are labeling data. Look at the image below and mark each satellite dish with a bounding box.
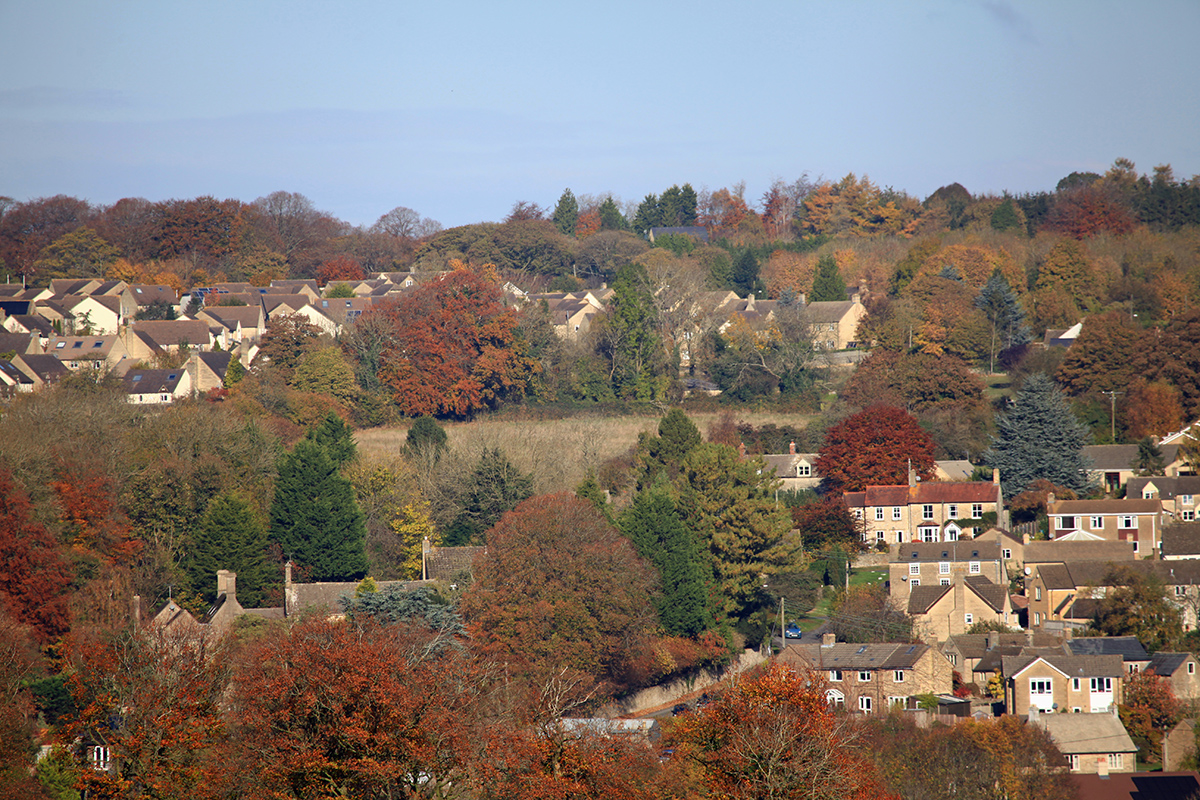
[1024,567,1032,575]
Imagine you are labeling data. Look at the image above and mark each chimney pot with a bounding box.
[822,633,836,647]
[789,441,796,455]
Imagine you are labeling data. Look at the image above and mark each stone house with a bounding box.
[1084,444,1185,494]
[1146,652,1200,703]
[1047,496,1165,556]
[907,577,1013,642]
[1128,476,1200,524]
[802,294,867,351]
[778,635,953,715]
[843,472,1005,547]
[889,540,1006,603]
[1003,653,1124,715]
[123,368,193,405]
[1032,710,1137,774]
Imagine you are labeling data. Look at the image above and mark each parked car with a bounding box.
[671,703,690,716]
[785,623,802,639]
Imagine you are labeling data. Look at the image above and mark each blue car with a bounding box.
[785,623,802,639]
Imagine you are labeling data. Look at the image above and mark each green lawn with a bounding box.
[798,567,888,628]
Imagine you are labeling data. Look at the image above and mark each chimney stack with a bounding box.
[217,569,236,601]
[1097,755,1110,778]
[822,633,836,647]
[789,441,796,455]
[992,468,1000,485]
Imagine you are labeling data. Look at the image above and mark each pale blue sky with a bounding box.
[1,0,1197,228]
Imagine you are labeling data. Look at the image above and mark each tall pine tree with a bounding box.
[619,478,710,637]
[809,254,847,302]
[190,493,271,606]
[975,270,1032,373]
[270,439,368,581]
[552,188,578,237]
[304,412,357,467]
[443,448,534,546]
[984,373,1093,497]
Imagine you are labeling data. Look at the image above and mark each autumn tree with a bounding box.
[187,493,271,607]
[291,347,359,407]
[1123,381,1184,440]
[828,585,914,643]
[619,478,710,637]
[376,269,538,417]
[0,611,47,800]
[32,227,119,280]
[0,194,91,278]
[231,616,478,799]
[669,663,884,800]
[1089,565,1182,652]
[1119,670,1180,764]
[269,439,368,581]
[1137,309,1200,418]
[0,466,72,643]
[370,205,442,240]
[461,493,659,692]
[66,627,232,800]
[258,312,322,380]
[675,443,800,618]
[1056,311,1142,397]
[315,254,364,284]
[596,262,670,402]
[816,406,937,492]
[985,373,1092,497]
[791,497,865,552]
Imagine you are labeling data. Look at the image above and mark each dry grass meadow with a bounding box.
[355,409,819,497]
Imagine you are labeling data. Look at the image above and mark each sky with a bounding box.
[1,0,1197,229]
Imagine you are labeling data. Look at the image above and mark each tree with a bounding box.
[188,493,271,607]
[370,205,442,240]
[1055,311,1141,397]
[597,196,626,231]
[668,663,884,800]
[136,299,178,321]
[828,585,914,643]
[552,188,579,237]
[443,448,534,546]
[376,269,539,417]
[0,467,72,643]
[1137,309,1200,418]
[984,373,1092,497]
[291,347,359,407]
[0,194,91,278]
[1123,381,1184,440]
[404,415,448,460]
[461,493,659,691]
[258,313,322,380]
[791,498,865,552]
[316,254,364,284]
[596,262,669,401]
[32,227,119,280]
[231,616,477,799]
[816,406,937,492]
[975,270,1032,373]
[810,254,847,301]
[1134,436,1166,476]
[730,249,761,296]
[636,408,703,490]
[1089,565,1182,653]
[270,439,368,581]
[675,443,800,618]
[1119,670,1180,765]
[619,478,710,637]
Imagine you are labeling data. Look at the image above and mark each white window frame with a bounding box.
[939,562,951,575]
[1185,510,1196,522]
[1119,515,1136,529]
[1090,677,1112,693]
[858,671,872,682]
[1030,679,1052,695]
[922,504,934,520]
[948,504,958,519]
[909,563,921,576]
[1189,662,1196,675]
[829,670,842,682]
[1072,678,1080,691]
[964,613,973,625]
[893,670,905,683]
[1091,516,1103,529]
[1183,494,1194,505]
[1002,548,1012,560]
[89,746,111,772]
[858,696,872,714]
[875,507,884,521]
[971,503,983,519]
[892,506,902,520]
[969,561,981,574]
[1059,516,1075,530]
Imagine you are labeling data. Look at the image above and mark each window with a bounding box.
[1144,490,1155,499]
[858,696,872,714]
[893,670,905,683]
[797,464,811,477]
[920,527,939,542]
[969,561,981,574]
[1185,511,1196,522]
[55,341,65,349]
[1068,755,1079,771]
[948,504,958,519]
[964,613,973,625]
[888,696,906,709]
[1133,541,1140,553]
[1108,754,1121,769]
[829,670,842,682]
[875,507,884,521]
[89,746,111,772]
[876,530,885,542]
[858,671,871,682]
[1035,586,1042,601]
[1119,516,1135,529]
[896,531,905,543]
[860,531,869,543]
[1003,548,1012,560]
[1030,679,1052,695]
[945,527,959,541]
[892,506,902,520]
[941,578,951,585]
[72,341,83,349]
[922,504,934,520]
[1090,677,1112,693]
[939,562,950,575]
[92,341,103,348]
[1091,516,1103,529]
[1072,678,1080,691]
[1034,611,1041,625]
[853,509,863,520]
[1177,585,1188,597]
[910,579,919,587]
[971,503,983,519]
[1183,494,1195,505]
[1190,662,1196,675]
[909,563,920,576]
[1059,516,1075,530]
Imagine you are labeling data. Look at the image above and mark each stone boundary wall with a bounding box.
[598,649,768,718]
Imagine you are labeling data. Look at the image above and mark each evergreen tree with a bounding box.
[731,249,761,296]
[404,415,448,460]
[599,262,667,401]
[189,493,271,606]
[809,254,847,302]
[638,408,703,489]
[270,440,369,581]
[975,270,1032,373]
[443,448,534,546]
[675,183,699,225]
[574,473,612,522]
[984,373,1093,497]
[304,412,356,466]
[619,478,709,637]
[224,357,245,387]
[551,188,579,237]
[598,196,626,231]
[990,197,1022,231]
[1135,436,1166,475]
[631,194,660,236]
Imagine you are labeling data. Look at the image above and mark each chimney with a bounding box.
[1046,492,1055,507]
[992,468,1000,486]
[789,441,796,455]
[217,570,236,601]
[131,594,141,624]
[822,633,836,647]
[908,465,917,488]
[1097,755,1109,778]
[799,292,807,306]
[986,631,996,651]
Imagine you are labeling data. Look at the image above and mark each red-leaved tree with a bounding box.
[52,462,141,564]
[375,268,539,417]
[816,406,936,491]
[316,254,364,285]
[0,466,72,643]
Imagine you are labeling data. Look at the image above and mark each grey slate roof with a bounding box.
[780,641,931,671]
[1034,712,1136,755]
[1066,636,1149,662]
[1127,475,1200,501]
[1147,652,1193,677]
[1023,540,1138,564]
[1162,523,1200,558]
[124,369,187,395]
[908,584,951,614]
[1003,653,1125,679]
[893,541,1002,564]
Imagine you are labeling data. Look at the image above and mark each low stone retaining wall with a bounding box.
[598,649,768,718]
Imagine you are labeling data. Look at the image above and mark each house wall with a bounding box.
[1051,512,1161,555]
[890,555,1004,604]
[853,496,1000,546]
[1007,663,1121,715]
[915,585,1010,642]
[822,650,952,714]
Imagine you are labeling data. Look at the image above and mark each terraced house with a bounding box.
[843,470,1005,546]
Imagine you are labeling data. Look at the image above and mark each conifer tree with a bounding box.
[638,408,703,489]
[984,373,1092,497]
[619,478,709,637]
[551,188,578,237]
[731,249,761,296]
[404,415,448,460]
[443,448,533,546]
[975,270,1032,373]
[224,356,246,387]
[809,254,847,302]
[190,493,271,606]
[598,197,626,231]
[304,412,357,466]
[270,440,368,581]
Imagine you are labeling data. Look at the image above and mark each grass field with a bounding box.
[800,567,888,628]
[355,409,820,497]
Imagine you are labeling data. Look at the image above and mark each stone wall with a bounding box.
[597,649,768,718]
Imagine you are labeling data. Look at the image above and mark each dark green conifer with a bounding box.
[189,493,271,606]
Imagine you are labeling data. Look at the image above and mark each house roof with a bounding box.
[0,359,33,386]
[1004,653,1125,680]
[14,354,68,382]
[908,584,952,614]
[1072,772,1200,800]
[1065,636,1149,662]
[8,315,54,335]
[129,284,178,305]
[944,632,1064,661]
[976,645,1066,674]
[965,575,1009,612]
[1023,540,1137,564]
[124,369,188,395]
[425,546,486,582]
[47,335,120,360]
[195,351,232,377]
[287,578,426,617]
[0,332,39,354]
[802,300,856,324]
[1034,713,1137,755]
[1127,475,1200,500]
[1162,523,1200,557]
[1147,652,1194,677]
[779,641,932,671]
[1083,443,1181,471]
[132,319,212,347]
[1049,498,1162,515]
[198,306,264,329]
[852,481,1001,507]
[892,541,1002,564]
[269,279,319,293]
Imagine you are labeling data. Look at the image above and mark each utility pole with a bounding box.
[1101,390,1123,443]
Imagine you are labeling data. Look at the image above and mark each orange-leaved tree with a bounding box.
[668,663,886,800]
[816,406,936,491]
[375,268,539,417]
[0,466,72,643]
